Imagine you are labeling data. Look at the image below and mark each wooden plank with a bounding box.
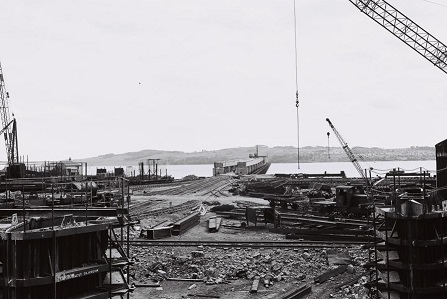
[208,217,217,232]
[246,207,258,226]
[215,217,222,232]
[314,265,347,283]
[146,227,172,240]
[208,217,222,233]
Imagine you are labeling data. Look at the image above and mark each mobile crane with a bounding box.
[0,62,22,178]
[324,1,446,181]
[326,118,368,183]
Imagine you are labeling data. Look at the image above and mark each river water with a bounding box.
[87,160,436,179]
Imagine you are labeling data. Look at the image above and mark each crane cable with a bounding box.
[421,0,447,8]
[293,0,300,169]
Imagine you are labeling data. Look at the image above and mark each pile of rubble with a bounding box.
[130,244,370,298]
[330,275,370,299]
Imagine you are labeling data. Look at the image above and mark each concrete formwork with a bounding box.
[436,138,447,200]
[0,215,132,299]
[372,205,447,299]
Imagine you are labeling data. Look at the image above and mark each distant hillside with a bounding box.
[76,146,436,166]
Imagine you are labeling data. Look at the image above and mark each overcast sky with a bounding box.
[0,0,446,161]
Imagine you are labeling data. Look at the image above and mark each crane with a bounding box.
[0,62,20,177]
[348,0,447,74]
[326,118,368,182]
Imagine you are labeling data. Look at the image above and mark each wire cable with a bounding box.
[293,0,300,169]
[422,0,447,8]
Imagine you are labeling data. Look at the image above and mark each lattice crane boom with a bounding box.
[326,118,367,180]
[348,0,447,74]
[0,62,18,165]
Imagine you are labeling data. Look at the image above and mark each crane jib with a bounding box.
[326,118,368,182]
[349,0,447,74]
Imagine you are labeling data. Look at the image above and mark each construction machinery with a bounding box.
[348,0,447,74]
[325,1,446,179]
[324,0,446,180]
[326,118,368,183]
[0,62,22,178]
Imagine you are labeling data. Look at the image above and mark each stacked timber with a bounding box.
[142,220,173,240]
[172,212,200,236]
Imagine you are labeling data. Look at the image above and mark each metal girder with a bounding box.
[349,0,447,74]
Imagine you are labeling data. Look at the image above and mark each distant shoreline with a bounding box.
[78,145,435,166]
[83,158,438,166]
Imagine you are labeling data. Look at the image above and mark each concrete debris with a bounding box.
[130,246,358,287]
[191,251,205,258]
[347,264,355,274]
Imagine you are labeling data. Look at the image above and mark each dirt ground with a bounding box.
[127,191,370,299]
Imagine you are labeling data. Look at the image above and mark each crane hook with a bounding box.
[295,91,299,108]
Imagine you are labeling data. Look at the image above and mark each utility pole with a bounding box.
[327,132,330,159]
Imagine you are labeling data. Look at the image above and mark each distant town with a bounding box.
[78,145,436,165]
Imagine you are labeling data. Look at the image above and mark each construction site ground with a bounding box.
[127,177,370,299]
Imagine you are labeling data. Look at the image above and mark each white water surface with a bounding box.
[88,160,436,180]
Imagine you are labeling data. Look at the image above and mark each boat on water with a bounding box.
[213,146,271,176]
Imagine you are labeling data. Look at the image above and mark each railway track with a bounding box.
[128,239,366,248]
[129,177,234,219]
[130,180,189,191]
[129,199,159,210]
[132,181,195,195]
[141,176,233,197]
[131,200,201,219]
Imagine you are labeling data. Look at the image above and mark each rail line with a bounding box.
[130,179,191,191]
[131,200,201,219]
[141,176,233,197]
[128,239,366,248]
[129,177,235,219]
